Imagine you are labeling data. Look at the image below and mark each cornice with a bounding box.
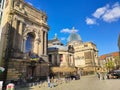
[12,9,49,30]
[20,0,46,16]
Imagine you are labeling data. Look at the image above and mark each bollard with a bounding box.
[6,83,15,90]
[0,81,3,90]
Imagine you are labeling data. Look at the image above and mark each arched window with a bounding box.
[25,32,35,53]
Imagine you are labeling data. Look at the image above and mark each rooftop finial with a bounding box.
[54,33,58,39]
[72,27,75,33]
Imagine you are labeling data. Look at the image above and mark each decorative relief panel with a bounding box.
[84,52,92,59]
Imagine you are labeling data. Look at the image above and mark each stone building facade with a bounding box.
[48,28,99,74]
[0,0,5,71]
[99,52,119,68]
[0,0,49,81]
[48,34,74,67]
[67,28,99,73]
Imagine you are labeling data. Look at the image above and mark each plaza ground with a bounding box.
[17,75,120,90]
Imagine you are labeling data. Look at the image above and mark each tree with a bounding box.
[104,61,115,71]
[114,56,120,69]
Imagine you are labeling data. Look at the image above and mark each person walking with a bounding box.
[50,77,54,88]
[103,68,107,80]
[96,68,100,79]
[47,76,50,88]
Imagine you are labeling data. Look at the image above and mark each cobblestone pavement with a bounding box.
[18,75,120,90]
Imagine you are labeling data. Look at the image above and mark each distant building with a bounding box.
[48,27,99,74]
[67,27,99,72]
[99,52,119,67]
[48,34,74,67]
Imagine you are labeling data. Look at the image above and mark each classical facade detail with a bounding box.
[0,0,49,81]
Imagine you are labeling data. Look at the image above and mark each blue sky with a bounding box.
[25,0,120,56]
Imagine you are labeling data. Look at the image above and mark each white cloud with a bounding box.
[60,37,66,41]
[86,18,96,25]
[86,2,120,25]
[60,28,78,33]
[93,4,109,18]
[102,3,120,22]
[112,2,120,7]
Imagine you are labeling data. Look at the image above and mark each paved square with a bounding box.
[17,75,120,90]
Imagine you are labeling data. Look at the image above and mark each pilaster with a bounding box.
[33,39,39,54]
[12,19,17,48]
[39,29,43,56]
[23,37,27,53]
[19,22,23,51]
[44,31,47,55]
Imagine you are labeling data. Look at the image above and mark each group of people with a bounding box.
[96,68,107,80]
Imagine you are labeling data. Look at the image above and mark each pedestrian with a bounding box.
[96,68,100,79]
[103,68,107,80]
[99,68,107,80]
[47,76,50,88]
[50,77,54,88]
[99,68,103,80]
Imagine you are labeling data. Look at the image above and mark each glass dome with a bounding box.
[67,27,82,42]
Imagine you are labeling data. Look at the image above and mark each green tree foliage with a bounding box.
[104,61,115,71]
[114,56,120,65]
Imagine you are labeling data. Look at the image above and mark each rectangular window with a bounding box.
[0,0,4,9]
[0,0,2,8]
[0,12,2,24]
[84,44,88,47]
[48,54,52,63]
[59,54,63,62]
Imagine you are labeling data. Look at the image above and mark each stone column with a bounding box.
[39,29,43,56]
[52,55,54,65]
[18,22,23,51]
[44,31,47,55]
[65,54,69,66]
[18,22,23,35]
[12,19,17,48]
[71,55,74,65]
[71,55,74,66]
[33,39,39,54]
[57,54,60,65]
[23,37,27,53]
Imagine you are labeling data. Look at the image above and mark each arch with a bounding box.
[23,25,40,40]
[25,32,35,52]
[23,25,39,53]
